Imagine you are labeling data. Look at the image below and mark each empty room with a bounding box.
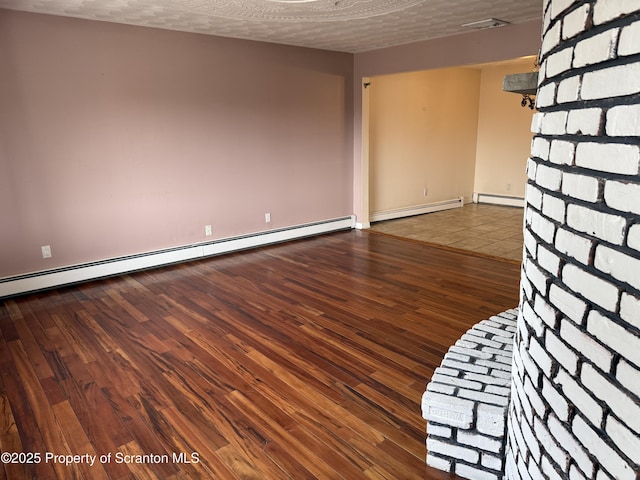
[1,1,639,480]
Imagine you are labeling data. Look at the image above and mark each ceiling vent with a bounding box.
[462,18,510,29]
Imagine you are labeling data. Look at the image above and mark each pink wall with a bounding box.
[0,9,354,278]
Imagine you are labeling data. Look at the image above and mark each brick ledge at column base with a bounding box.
[421,308,518,480]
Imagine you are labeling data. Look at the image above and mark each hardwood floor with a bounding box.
[0,230,520,479]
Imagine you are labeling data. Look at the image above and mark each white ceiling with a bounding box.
[0,0,542,53]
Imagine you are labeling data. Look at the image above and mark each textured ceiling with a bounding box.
[0,0,543,53]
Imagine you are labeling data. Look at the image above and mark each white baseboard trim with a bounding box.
[370,197,464,223]
[473,193,525,208]
[0,216,355,299]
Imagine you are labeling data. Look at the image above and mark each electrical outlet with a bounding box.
[41,245,52,259]
[265,213,271,223]
[423,188,428,197]
[205,225,212,236]
[506,183,512,192]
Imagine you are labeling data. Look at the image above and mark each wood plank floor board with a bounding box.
[0,231,519,479]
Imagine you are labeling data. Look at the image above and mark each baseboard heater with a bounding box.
[370,197,464,223]
[473,193,525,207]
[0,216,355,299]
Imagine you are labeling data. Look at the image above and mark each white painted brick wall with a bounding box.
[594,244,640,290]
[559,320,613,372]
[422,391,474,428]
[555,368,604,426]
[427,437,480,463]
[604,180,640,214]
[587,310,640,368]
[541,21,562,57]
[554,227,592,265]
[573,29,619,68]
[529,337,554,377]
[547,47,574,77]
[542,193,566,223]
[520,414,542,462]
[523,377,546,418]
[537,82,557,109]
[456,463,500,480]
[570,464,588,480]
[528,209,556,244]
[619,292,640,329]
[572,416,636,480]
[523,300,545,337]
[481,454,502,471]
[605,416,640,465]
[550,0,576,22]
[519,341,542,386]
[426,453,452,471]
[581,363,640,434]
[561,263,619,312]
[561,172,599,202]
[615,359,640,399]
[567,108,602,136]
[574,142,640,175]
[524,257,551,295]
[596,469,613,480]
[548,413,593,476]
[427,423,452,438]
[527,455,544,480]
[618,20,640,56]
[546,329,578,374]
[593,0,640,25]
[566,203,626,245]
[477,403,508,437]
[532,137,551,160]
[581,63,640,100]
[606,104,640,136]
[549,282,587,323]
[534,293,558,329]
[457,430,502,453]
[562,4,590,40]
[534,417,570,468]
[492,5,640,479]
[516,454,533,480]
[424,313,517,478]
[549,139,576,165]
[542,455,565,480]
[531,112,544,135]
[627,224,640,252]
[540,111,568,135]
[543,375,571,420]
[527,183,543,210]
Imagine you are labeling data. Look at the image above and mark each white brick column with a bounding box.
[507,2,640,480]
[422,310,518,479]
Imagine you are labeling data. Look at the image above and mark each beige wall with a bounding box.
[353,19,542,224]
[474,58,537,199]
[368,57,536,216]
[368,68,481,213]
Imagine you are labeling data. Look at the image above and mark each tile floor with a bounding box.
[369,203,524,262]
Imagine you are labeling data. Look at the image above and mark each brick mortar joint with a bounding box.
[423,310,518,476]
[539,55,640,87]
[541,5,640,61]
[523,226,640,303]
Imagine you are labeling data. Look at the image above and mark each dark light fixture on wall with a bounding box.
[503,56,539,110]
[502,71,538,109]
